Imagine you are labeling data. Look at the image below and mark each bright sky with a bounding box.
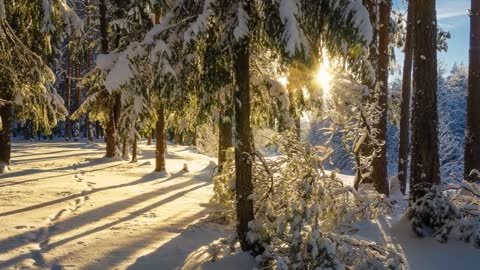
[393,0,470,73]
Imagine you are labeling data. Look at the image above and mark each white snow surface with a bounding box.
[0,140,240,270]
[0,140,479,270]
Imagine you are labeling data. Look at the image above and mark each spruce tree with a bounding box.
[410,0,441,200]
[464,0,480,182]
[398,0,415,193]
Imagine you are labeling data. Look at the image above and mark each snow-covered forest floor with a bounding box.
[0,140,479,270]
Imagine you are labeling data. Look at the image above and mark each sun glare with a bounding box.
[316,64,333,97]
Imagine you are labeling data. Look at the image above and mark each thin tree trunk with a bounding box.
[95,121,101,139]
[233,2,259,252]
[464,0,480,182]
[218,100,233,173]
[174,131,183,145]
[105,104,117,157]
[0,101,12,172]
[155,106,166,172]
[65,49,72,141]
[410,0,441,201]
[132,136,137,162]
[191,128,197,146]
[398,1,415,193]
[147,131,152,145]
[100,0,117,157]
[122,136,129,160]
[85,0,94,142]
[369,0,391,195]
[74,62,81,142]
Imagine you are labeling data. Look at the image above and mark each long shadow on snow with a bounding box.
[0,154,213,216]
[125,220,225,270]
[0,178,209,268]
[71,209,211,270]
[0,159,125,202]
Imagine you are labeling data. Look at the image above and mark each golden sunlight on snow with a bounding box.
[315,62,333,99]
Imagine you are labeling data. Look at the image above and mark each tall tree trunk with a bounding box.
[74,62,81,142]
[191,128,197,146]
[85,0,94,142]
[0,101,12,172]
[100,0,117,157]
[155,106,166,172]
[95,121,101,139]
[105,104,117,157]
[65,49,72,141]
[464,0,480,182]
[410,0,441,201]
[233,2,259,253]
[218,100,233,173]
[147,131,152,145]
[131,136,137,162]
[369,0,391,195]
[174,132,183,145]
[122,136,129,160]
[398,1,415,193]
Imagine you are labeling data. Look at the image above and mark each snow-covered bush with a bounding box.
[212,132,405,269]
[407,181,480,248]
[407,187,461,237]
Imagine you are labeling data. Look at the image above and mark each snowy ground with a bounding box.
[0,140,479,270]
[0,140,238,270]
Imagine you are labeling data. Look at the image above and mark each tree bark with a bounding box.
[191,128,197,146]
[369,0,391,195]
[0,101,12,171]
[410,0,441,201]
[65,49,72,141]
[85,0,94,142]
[155,106,166,172]
[464,0,480,182]
[355,0,388,195]
[105,104,117,157]
[100,0,117,157]
[147,131,152,145]
[122,136,129,160]
[74,62,81,142]
[233,2,259,253]
[218,100,233,173]
[398,0,415,194]
[132,136,138,162]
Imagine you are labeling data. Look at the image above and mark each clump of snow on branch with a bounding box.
[330,0,373,45]
[184,0,217,44]
[233,2,249,41]
[57,0,83,37]
[268,78,294,128]
[41,0,55,33]
[279,0,309,55]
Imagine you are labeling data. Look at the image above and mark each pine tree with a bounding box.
[370,0,391,195]
[464,0,480,182]
[232,1,256,251]
[65,48,72,141]
[354,0,389,195]
[398,0,415,193]
[0,0,79,172]
[410,0,441,201]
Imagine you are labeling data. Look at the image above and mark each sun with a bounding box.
[315,64,333,96]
